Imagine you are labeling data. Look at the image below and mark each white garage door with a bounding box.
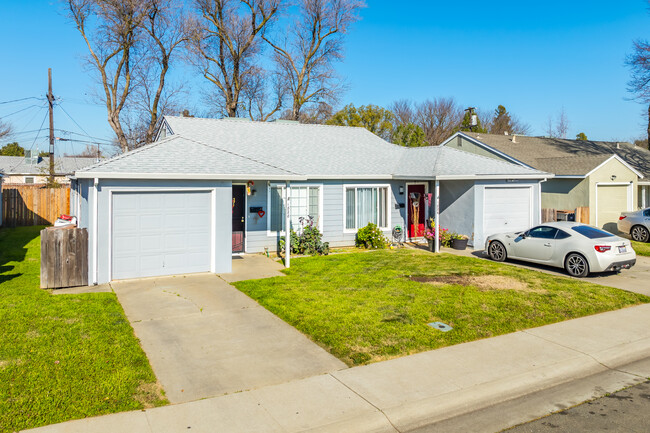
[112,191,212,280]
[597,184,629,233]
[484,187,532,237]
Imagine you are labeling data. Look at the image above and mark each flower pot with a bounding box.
[451,238,468,250]
[427,239,435,252]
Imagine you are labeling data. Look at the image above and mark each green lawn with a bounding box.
[0,227,166,433]
[235,249,650,366]
[632,240,650,257]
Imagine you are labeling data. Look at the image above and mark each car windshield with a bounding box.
[571,225,615,239]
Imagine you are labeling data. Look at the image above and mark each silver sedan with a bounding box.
[618,207,650,242]
[485,222,636,277]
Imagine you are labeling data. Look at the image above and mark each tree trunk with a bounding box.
[647,103,650,150]
[108,113,129,152]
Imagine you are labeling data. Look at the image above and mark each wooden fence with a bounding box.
[40,227,88,289]
[1,185,70,226]
[541,207,590,224]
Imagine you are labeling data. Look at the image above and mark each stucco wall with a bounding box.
[541,178,589,210]
[588,158,638,226]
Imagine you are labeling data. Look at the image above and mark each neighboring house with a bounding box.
[442,132,648,233]
[71,116,551,284]
[0,154,97,185]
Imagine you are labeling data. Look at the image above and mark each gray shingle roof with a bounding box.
[0,155,97,176]
[76,116,550,180]
[460,132,650,177]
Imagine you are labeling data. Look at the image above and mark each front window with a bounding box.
[345,186,389,230]
[24,177,34,184]
[270,185,320,233]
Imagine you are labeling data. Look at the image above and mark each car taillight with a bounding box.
[619,216,627,220]
[594,245,611,253]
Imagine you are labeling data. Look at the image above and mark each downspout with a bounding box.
[285,180,291,268]
[93,177,99,285]
[435,179,440,253]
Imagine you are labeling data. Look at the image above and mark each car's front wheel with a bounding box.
[488,241,507,262]
[565,253,589,277]
[631,225,650,243]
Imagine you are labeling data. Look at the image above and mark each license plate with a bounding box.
[618,246,627,253]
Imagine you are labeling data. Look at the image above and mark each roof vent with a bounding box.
[616,142,620,149]
[512,134,517,143]
[504,131,509,135]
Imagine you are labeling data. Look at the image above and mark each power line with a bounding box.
[57,103,94,138]
[0,97,42,105]
[1,103,45,118]
[55,129,113,143]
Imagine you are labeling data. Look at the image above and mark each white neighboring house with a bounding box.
[0,153,97,185]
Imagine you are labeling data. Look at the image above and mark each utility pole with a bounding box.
[47,68,56,187]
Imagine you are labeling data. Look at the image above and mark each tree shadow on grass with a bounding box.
[0,226,42,272]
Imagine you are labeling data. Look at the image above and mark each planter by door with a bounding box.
[451,238,468,250]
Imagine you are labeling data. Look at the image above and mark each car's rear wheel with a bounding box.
[488,241,507,262]
[565,253,589,277]
[631,225,650,243]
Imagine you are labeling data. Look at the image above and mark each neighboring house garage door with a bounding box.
[484,186,532,237]
[112,191,212,280]
[597,184,629,233]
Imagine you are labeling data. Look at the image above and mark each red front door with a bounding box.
[407,184,426,238]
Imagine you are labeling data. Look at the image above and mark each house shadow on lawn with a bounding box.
[0,226,43,284]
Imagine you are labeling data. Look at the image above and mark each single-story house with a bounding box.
[0,154,97,185]
[441,132,648,233]
[71,116,551,284]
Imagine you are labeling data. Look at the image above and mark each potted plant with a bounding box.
[451,233,469,250]
[423,227,437,251]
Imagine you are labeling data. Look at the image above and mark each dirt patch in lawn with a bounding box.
[133,381,166,408]
[411,274,547,294]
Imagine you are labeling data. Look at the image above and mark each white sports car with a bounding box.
[485,221,636,277]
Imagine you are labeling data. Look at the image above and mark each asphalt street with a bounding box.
[505,381,650,432]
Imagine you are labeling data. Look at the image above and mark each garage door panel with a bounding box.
[484,187,532,237]
[597,185,629,233]
[112,191,212,280]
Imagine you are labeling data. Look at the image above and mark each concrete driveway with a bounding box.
[451,248,650,297]
[111,269,346,404]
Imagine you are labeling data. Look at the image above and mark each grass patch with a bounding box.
[235,249,649,367]
[0,227,167,433]
[632,240,650,257]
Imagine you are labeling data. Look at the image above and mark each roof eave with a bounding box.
[433,174,553,180]
[74,172,307,181]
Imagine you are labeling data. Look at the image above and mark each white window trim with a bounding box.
[107,187,217,282]
[267,182,324,236]
[342,184,392,234]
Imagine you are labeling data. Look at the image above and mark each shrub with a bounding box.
[355,223,388,249]
[279,216,329,256]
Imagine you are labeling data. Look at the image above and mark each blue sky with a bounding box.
[1,0,649,155]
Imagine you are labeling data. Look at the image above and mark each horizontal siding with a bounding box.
[244,179,410,252]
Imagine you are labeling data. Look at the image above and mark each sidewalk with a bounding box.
[26,303,650,433]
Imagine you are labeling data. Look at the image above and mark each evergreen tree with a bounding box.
[392,123,428,147]
[0,142,25,156]
[491,105,513,135]
[576,132,588,141]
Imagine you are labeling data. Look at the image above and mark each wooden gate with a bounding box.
[40,227,88,289]
[1,185,70,226]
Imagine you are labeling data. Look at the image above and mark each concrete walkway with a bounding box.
[26,303,650,433]
[110,262,345,404]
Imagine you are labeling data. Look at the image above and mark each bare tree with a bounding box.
[241,68,287,120]
[556,106,569,139]
[414,98,463,145]
[544,115,555,138]
[0,119,11,139]
[190,0,280,118]
[263,0,365,121]
[68,0,186,152]
[391,99,415,126]
[627,35,650,149]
